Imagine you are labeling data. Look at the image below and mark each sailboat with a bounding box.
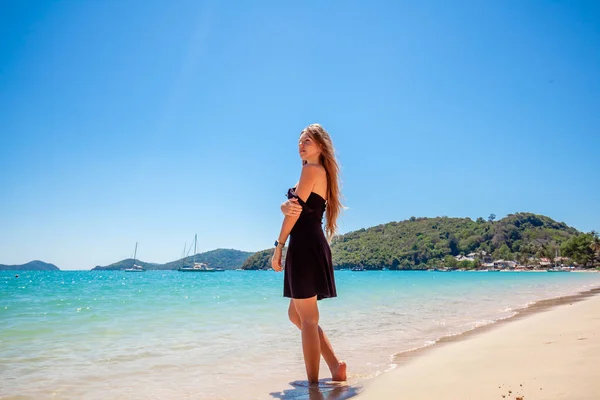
[124,242,146,272]
[178,234,217,272]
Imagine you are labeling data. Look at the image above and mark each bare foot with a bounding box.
[331,361,347,381]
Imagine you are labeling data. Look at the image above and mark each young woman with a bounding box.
[271,123,347,384]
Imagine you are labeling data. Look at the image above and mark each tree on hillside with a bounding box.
[590,232,600,266]
[590,232,600,251]
[561,234,595,267]
[448,235,460,256]
[444,255,458,270]
[494,243,513,260]
[488,213,496,222]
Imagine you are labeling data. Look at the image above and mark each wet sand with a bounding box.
[355,287,600,399]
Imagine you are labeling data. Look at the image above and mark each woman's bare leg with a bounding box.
[289,299,347,381]
[292,296,321,383]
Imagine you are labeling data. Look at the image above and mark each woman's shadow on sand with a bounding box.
[269,379,362,400]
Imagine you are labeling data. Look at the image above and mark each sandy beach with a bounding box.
[355,288,600,400]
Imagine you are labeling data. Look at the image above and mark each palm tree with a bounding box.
[591,235,600,267]
[591,238,600,253]
[518,252,529,268]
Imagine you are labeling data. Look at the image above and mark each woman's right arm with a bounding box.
[281,198,302,217]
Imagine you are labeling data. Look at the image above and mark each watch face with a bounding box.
[274,240,279,247]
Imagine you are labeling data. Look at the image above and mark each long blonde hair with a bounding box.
[301,124,343,241]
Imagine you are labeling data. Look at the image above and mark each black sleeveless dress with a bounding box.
[283,187,337,301]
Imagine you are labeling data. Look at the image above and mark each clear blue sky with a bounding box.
[1,1,598,270]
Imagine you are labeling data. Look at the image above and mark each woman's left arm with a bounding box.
[271,165,319,271]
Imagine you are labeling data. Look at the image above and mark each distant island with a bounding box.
[242,212,600,271]
[0,260,60,271]
[92,248,253,271]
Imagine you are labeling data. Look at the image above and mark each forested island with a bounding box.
[242,213,600,271]
[0,261,60,271]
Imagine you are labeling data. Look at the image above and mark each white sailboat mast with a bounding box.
[193,234,197,265]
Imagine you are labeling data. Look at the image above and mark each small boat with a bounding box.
[547,267,569,272]
[179,262,216,272]
[351,266,365,271]
[125,242,146,272]
[178,234,217,272]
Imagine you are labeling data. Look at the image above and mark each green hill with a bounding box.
[0,260,60,271]
[159,249,253,270]
[242,249,277,270]
[242,213,586,270]
[92,248,253,271]
[92,258,161,271]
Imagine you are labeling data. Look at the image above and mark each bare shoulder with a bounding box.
[301,163,326,177]
[301,163,327,197]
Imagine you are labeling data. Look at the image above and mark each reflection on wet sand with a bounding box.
[270,379,362,400]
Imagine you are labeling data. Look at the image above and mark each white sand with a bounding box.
[356,292,600,400]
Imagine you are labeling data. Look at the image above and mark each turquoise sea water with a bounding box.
[2,270,600,399]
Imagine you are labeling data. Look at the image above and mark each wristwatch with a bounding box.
[274,240,285,248]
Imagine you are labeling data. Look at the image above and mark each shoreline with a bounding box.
[353,285,600,399]
[388,285,600,368]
